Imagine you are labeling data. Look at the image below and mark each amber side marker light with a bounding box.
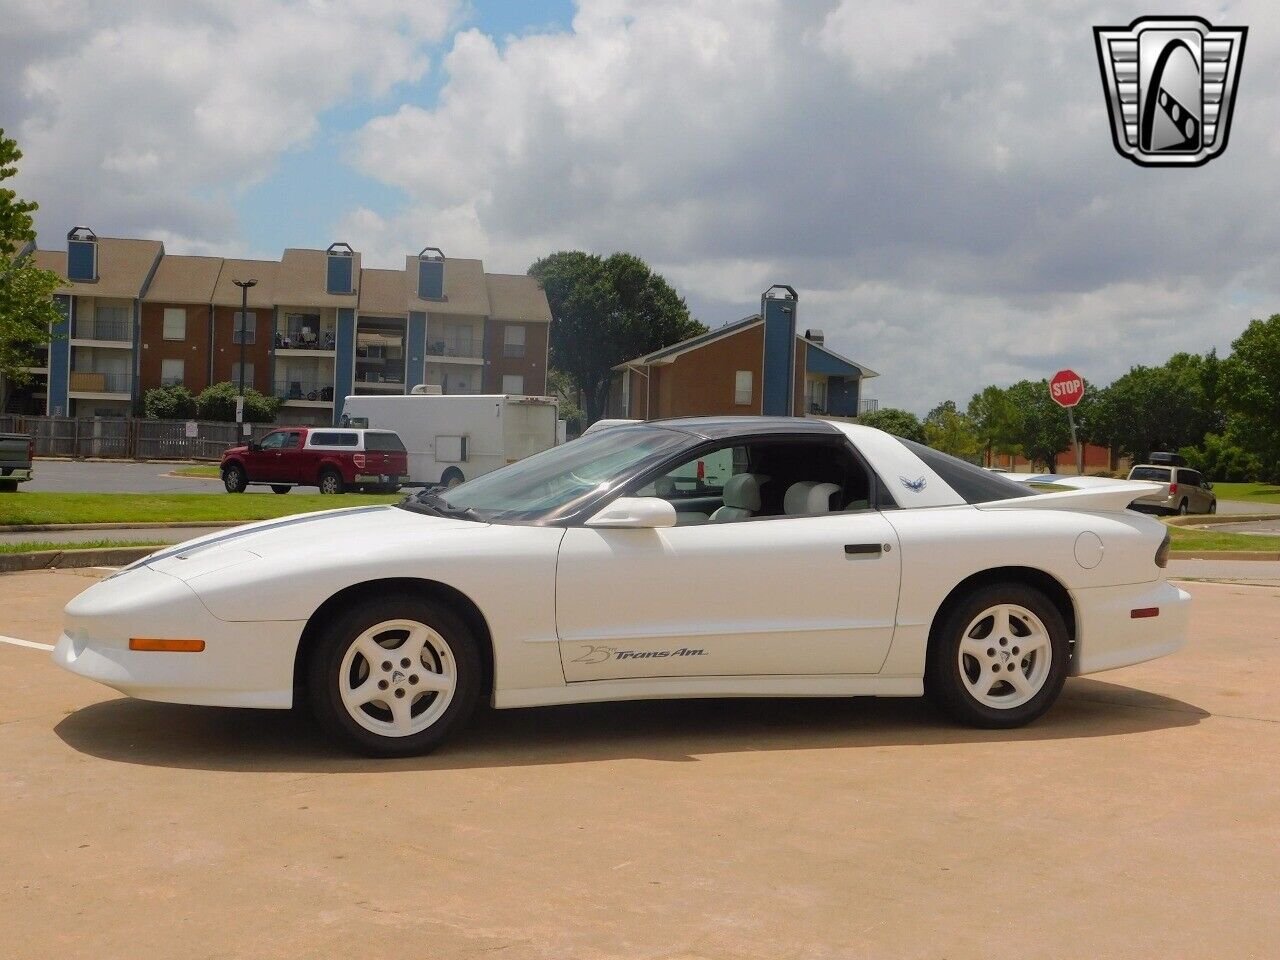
[129,638,205,653]
[1130,608,1160,620]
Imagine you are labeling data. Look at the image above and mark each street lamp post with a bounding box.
[233,279,257,434]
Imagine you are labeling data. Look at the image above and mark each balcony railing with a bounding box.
[273,380,336,402]
[502,343,525,359]
[427,337,483,359]
[73,315,132,342]
[160,376,185,388]
[69,370,132,393]
[858,399,879,414]
[275,330,336,351]
[355,372,404,386]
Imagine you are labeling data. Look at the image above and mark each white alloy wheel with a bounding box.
[957,603,1053,709]
[338,619,457,737]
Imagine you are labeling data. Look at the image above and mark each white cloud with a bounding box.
[6,0,459,248]
[344,0,1280,411]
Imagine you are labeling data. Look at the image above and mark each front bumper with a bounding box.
[52,565,303,708]
[1070,579,1191,675]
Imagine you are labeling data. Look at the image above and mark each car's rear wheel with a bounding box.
[318,468,344,495]
[925,583,1069,728]
[222,463,247,493]
[1178,500,1189,515]
[1209,500,1217,514]
[441,467,464,489]
[307,596,481,756]
[271,485,291,495]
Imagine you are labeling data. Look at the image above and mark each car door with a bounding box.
[555,437,903,681]
[262,430,303,482]
[243,430,285,480]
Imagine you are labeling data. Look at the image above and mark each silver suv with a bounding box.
[1128,464,1216,515]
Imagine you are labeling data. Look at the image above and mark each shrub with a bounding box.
[143,384,197,420]
[1178,433,1262,483]
[195,381,282,423]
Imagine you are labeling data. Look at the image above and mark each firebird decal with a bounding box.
[900,475,927,492]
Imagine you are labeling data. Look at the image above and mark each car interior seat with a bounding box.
[710,473,767,522]
[784,481,843,515]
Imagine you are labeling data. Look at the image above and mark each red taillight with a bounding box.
[1169,482,1178,495]
[1131,607,1160,619]
[28,438,34,461]
[353,453,366,469]
[697,460,705,480]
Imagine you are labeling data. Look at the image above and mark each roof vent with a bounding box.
[66,226,98,282]
[417,246,445,300]
[325,242,355,295]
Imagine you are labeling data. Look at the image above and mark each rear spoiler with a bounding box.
[979,480,1162,514]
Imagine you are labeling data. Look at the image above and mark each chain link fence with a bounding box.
[0,414,277,461]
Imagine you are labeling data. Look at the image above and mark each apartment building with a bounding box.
[16,230,552,425]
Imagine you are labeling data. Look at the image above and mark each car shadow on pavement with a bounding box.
[53,676,1210,774]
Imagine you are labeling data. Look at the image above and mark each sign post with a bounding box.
[1049,369,1085,474]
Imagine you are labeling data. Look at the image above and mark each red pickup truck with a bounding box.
[220,427,409,495]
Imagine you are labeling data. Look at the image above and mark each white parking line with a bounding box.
[0,635,54,652]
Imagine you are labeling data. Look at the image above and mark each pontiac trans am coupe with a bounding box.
[54,417,1189,756]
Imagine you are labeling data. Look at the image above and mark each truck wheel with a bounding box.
[222,464,247,493]
[441,467,464,489]
[271,485,291,495]
[924,583,1069,729]
[319,468,344,495]
[0,479,17,493]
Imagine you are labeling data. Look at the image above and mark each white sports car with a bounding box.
[54,417,1189,756]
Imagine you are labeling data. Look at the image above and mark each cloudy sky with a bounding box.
[3,0,1274,412]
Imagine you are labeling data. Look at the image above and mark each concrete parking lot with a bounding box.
[1,571,1277,959]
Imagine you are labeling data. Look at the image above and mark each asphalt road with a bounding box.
[26,459,224,493]
[0,573,1275,959]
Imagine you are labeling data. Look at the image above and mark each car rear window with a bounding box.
[310,432,358,447]
[364,431,406,452]
[1130,466,1171,483]
[897,439,1037,504]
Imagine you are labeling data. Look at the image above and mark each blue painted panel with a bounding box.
[67,241,96,281]
[826,377,860,417]
[326,255,353,295]
[761,295,796,416]
[806,345,863,378]
[47,296,71,415]
[406,312,427,391]
[333,308,356,424]
[418,260,444,300]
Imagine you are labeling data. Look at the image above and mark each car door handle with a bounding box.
[844,543,883,556]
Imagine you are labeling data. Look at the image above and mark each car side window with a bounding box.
[635,445,744,501]
[259,432,287,450]
[280,431,303,449]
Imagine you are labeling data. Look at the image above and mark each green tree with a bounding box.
[529,251,705,423]
[1221,314,1280,481]
[923,400,981,461]
[1004,379,1072,472]
[195,381,281,423]
[1178,431,1261,483]
[0,129,62,409]
[1084,354,1220,463]
[856,407,925,443]
[143,384,197,420]
[967,385,1021,468]
[546,367,585,435]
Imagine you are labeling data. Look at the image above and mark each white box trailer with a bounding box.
[339,394,560,487]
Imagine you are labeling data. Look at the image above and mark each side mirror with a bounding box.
[247,440,261,452]
[585,496,677,529]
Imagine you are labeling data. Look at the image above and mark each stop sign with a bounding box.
[1049,369,1085,408]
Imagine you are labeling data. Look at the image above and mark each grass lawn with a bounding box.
[1210,483,1280,506]
[170,464,221,479]
[1166,524,1280,553]
[0,492,401,526]
[0,539,167,554]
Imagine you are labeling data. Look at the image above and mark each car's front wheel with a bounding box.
[925,583,1069,728]
[307,596,481,756]
[222,463,247,493]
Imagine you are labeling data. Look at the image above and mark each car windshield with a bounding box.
[423,425,691,523]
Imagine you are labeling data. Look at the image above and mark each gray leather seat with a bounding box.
[710,473,767,522]
[784,481,842,515]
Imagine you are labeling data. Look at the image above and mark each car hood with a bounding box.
[139,505,478,583]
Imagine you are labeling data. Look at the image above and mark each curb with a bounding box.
[2,521,236,533]
[1166,513,1280,527]
[162,471,222,482]
[1170,550,1280,561]
[0,546,156,573]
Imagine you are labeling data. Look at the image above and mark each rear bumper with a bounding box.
[0,467,32,481]
[1070,579,1190,675]
[355,473,410,484]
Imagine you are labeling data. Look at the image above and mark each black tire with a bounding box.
[306,595,482,757]
[318,468,344,495]
[924,582,1070,729]
[1178,500,1189,516]
[222,463,247,493]
[0,479,18,493]
[441,467,464,488]
[271,485,291,495]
